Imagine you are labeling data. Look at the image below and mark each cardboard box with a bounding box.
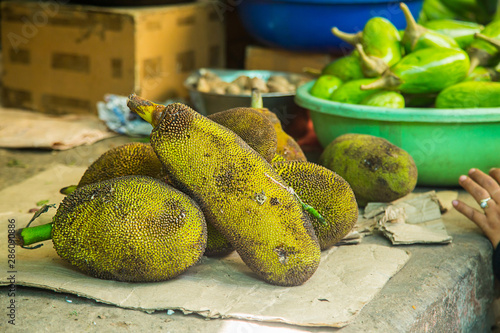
[245,45,333,74]
[1,0,225,114]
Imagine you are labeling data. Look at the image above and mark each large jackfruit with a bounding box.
[273,161,358,250]
[208,108,278,163]
[319,134,418,206]
[52,175,207,282]
[128,94,321,287]
[61,142,170,194]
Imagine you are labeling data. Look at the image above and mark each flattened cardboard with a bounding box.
[1,1,225,114]
[0,165,410,328]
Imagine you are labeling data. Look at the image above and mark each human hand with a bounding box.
[453,168,500,249]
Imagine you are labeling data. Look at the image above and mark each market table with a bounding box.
[0,137,496,332]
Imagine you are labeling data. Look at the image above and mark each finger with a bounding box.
[458,174,493,206]
[489,168,500,199]
[468,168,500,201]
[452,199,488,232]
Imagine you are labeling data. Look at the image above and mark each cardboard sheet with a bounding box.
[0,108,116,150]
[364,192,453,245]
[0,166,410,328]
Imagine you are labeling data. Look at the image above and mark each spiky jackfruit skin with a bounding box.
[254,108,307,162]
[208,108,278,163]
[273,161,358,250]
[77,142,170,188]
[319,134,418,206]
[149,103,320,286]
[52,175,207,282]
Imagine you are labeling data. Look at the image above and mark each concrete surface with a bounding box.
[0,135,498,332]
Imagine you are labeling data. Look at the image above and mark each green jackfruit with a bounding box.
[250,90,307,162]
[128,94,320,286]
[60,142,170,195]
[208,107,278,163]
[273,161,358,250]
[25,176,207,282]
[319,134,418,207]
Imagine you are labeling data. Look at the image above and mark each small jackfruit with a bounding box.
[61,142,170,195]
[128,94,320,287]
[273,161,358,250]
[51,175,207,282]
[319,134,418,206]
[208,107,278,163]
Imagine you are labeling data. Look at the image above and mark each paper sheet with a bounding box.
[0,165,410,328]
[0,108,116,150]
[364,191,453,245]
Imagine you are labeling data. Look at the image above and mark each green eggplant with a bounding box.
[309,75,343,100]
[329,78,380,104]
[321,51,365,82]
[439,0,481,20]
[360,91,405,108]
[355,44,389,78]
[361,47,470,94]
[422,19,484,49]
[463,66,494,82]
[467,20,500,73]
[435,81,500,108]
[419,0,457,23]
[333,17,402,67]
[361,17,402,67]
[400,2,461,53]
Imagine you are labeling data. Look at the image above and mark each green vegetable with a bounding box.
[360,91,405,108]
[436,81,500,108]
[333,17,401,68]
[422,19,484,49]
[361,47,470,94]
[309,75,343,100]
[403,93,437,108]
[467,20,500,72]
[355,43,389,78]
[321,51,364,81]
[463,66,494,82]
[401,2,460,53]
[419,0,457,23]
[330,78,380,104]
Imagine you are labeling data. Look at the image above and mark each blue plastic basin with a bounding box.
[238,0,424,53]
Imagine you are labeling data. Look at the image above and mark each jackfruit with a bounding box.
[128,94,320,287]
[208,108,278,163]
[18,175,207,282]
[273,161,358,250]
[319,134,418,206]
[251,90,307,162]
[60,142,170,195]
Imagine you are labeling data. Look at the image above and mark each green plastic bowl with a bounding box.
[295,81,500,186]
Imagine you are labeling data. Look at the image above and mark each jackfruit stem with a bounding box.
[251,89,263,109]
[15,223,53,247]
[60,185,77,195]
[127,93,165,127]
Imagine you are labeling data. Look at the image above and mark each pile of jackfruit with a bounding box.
[16,93,417,287]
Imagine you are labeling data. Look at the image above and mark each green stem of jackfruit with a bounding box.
[16,223,53,248]
[251,89,263,109]
[59,185,77,196]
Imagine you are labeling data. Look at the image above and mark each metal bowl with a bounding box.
[184,68,311,137]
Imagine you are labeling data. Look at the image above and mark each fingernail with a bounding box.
[469,168,476,174]
[491,168,497,173]
[452,200,458,207]
[459,175,467,182]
